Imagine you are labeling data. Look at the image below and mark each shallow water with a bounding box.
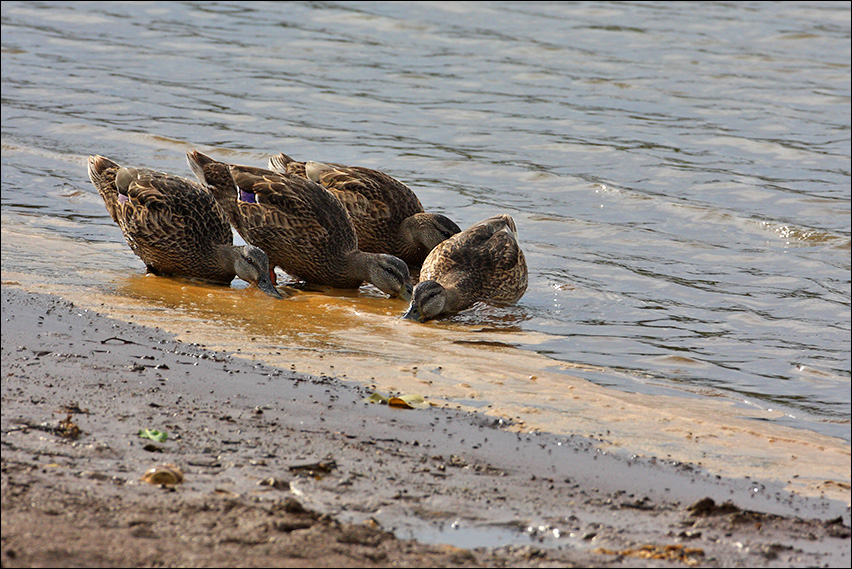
[2,1,850,496]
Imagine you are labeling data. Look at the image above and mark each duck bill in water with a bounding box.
[401,302,423,322]
[256,273,283,299]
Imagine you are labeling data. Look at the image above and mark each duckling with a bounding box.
[403,214,527,321]
[186,150,412,300]
[87,155,281,298]
[268,153,460,268]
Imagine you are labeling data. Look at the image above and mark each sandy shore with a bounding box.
[2,284,850,567]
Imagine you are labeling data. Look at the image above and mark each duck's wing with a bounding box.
[228,165,359,282]
[120,171,233,255]
[306,162,422,217]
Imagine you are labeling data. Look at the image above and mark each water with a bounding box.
[2,0,849,483]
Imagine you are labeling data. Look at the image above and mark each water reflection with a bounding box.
[117,271,408,349]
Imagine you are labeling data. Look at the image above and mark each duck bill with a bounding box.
[401,303,423,322]
[256,276,283,299]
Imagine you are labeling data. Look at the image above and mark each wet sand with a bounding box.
[2,284,850,567]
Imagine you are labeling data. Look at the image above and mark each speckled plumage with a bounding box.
[403,214,528,321]
[268,153,460,268]
[186,150,413,299]
[87,155,280,298]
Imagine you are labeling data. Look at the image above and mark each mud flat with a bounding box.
[2,285,850,567]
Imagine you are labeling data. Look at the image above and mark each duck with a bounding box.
[186,150,413,300]
[87,155,281,299]
[402,214,528,322]
[267,153,461,268]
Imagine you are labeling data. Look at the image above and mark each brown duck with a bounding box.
[267,153,460,268]
[403,214,528,322]
[87,155,281,298]
[186,150,413,300]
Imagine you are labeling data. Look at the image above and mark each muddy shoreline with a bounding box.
[2,284,850,567]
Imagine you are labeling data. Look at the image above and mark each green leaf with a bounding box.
[138,428,168,442]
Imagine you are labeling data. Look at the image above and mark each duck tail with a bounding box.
[87,155,123,223]
[267,152,295,172]
[185,149,217,186]
[303,161,334,183]
[268,153,307,178]
[186,149,241,225]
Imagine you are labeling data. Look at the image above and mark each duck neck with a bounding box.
[339,250,372,287]
[398,216,426,259]
[213,244,240,279]
[435,276,467,312]
[345,250,372,282]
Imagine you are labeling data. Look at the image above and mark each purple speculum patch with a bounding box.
[118,193,129,204]
[239,190,256,204]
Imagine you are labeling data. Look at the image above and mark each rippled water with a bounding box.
[2,0,850,452]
